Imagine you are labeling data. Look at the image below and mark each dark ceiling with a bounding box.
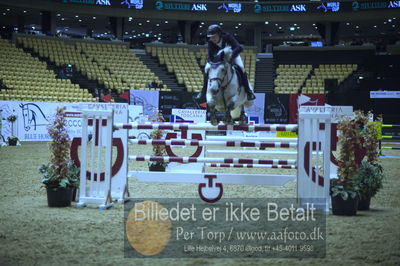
[0,4,398,43]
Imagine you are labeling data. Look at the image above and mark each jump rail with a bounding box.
[116,122,298,132]
[128,139,298,148]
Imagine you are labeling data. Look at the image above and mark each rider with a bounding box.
[195,24,256,101]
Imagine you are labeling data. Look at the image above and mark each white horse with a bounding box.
[206,47,254,125]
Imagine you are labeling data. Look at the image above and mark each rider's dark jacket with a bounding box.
[208,32,243,63]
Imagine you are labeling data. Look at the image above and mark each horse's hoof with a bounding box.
[223,117,233,125]
[211,118,219,126]
[239,115,247,125]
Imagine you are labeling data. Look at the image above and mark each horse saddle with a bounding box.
[232,64,244,87]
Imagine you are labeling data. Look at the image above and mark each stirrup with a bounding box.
[247,92,256,101]
[195,92,205,100]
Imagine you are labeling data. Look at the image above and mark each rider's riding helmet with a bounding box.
[207,24,222,37]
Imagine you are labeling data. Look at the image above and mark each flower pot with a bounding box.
[46,187,72,207]
[149,163,166,172]
[358,196,371,210]
[8,139,17,146]
[331,195,359,216]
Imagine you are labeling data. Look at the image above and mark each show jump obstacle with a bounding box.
[380,124,400,154]
[75,106,332,212]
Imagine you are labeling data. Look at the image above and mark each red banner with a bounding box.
[101,93,112,102]
[289,94,326,124]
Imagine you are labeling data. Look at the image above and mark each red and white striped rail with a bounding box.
[129,139,297,148]
[129,155,296,165]
[116,122,297,132]
[206,163,297,169]
[206,150,298,155]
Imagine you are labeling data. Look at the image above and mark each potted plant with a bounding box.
[39,107,80,207]
[330,179,359,215]
[7,114,18,146]
[352,112,384,210]
[330,111,366,215]
[7,136,19,146]
[352,161,384,210]
[148,111,169,172]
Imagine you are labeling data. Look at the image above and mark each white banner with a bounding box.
[0,101,77,142]
[244,92,265,124]
[299,105,354,122]
[370,91,400,98]
[0,101,128,142]
[129,90,159,116]
[128,105,150,139]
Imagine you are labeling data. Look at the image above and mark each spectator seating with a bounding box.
[146,45,256,92]
[302,64,357,94]
[77,42,167,92]
[274,63,357,94]
[0,37,95,102]
[274,64,312,94]
[17,36,167,94]
[147,46,203,92]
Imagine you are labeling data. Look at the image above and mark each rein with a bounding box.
[209,63,235,91]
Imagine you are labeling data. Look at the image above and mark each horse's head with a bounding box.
[207,61,228,96]
[19,103,31,131]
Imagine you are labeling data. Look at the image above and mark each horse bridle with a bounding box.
[208,62,234,91]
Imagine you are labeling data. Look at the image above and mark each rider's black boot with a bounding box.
[195,73,208,100]
[242,72,256,101]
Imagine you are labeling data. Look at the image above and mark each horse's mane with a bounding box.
[210,46,233,65]
[221,47,233,62]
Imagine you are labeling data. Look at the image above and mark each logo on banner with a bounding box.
[218,3,242,13]
[317,2,340,12]
[352,1,360,11]
[130,95,157,113]
[155,1,207,11]
[389,1,400,8]
[246,116,259,124]
[63,0,95,4]
[96,0,111,5]
[266,98,287,122]
[170,115,193,123]
[290,4,306,12]
[254,4,289,13]
[297,95,319,110]
[121,0,144,9]
[352,1,399,11]
[19,103,49,131]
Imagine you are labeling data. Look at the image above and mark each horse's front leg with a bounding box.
[206,94,219,126]
[239,106,246,125]
[208,107,218,126]
[222,100,234,125]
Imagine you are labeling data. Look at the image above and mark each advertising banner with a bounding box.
[130,90,159,116]
[289,94,326,124]
[0,101,128,142]
[264,93,289,124]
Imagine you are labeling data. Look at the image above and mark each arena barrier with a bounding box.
[76,107,332,212]
[379,124,400,155]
